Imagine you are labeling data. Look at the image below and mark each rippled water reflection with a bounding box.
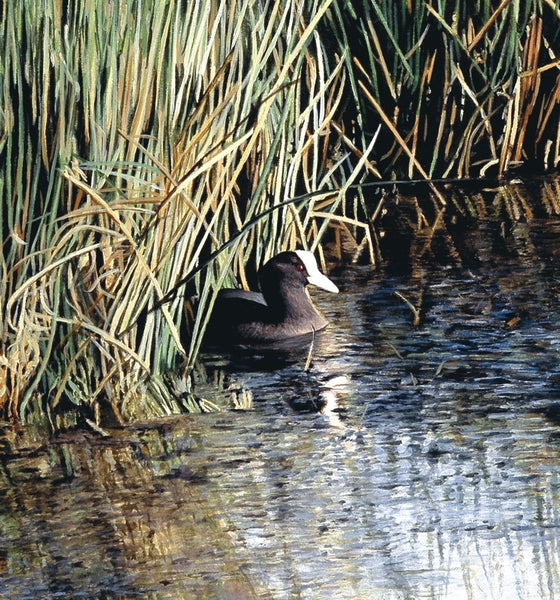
[2,217,560,599]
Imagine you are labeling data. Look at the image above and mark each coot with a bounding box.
[205,250,338,346]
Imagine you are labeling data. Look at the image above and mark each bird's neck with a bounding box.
[263,284,320,323]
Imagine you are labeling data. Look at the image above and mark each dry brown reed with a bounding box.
[326,0,560,179]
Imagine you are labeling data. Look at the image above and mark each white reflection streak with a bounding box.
[319,375,351,428]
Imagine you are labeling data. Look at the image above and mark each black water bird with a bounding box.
[204,250,338,347]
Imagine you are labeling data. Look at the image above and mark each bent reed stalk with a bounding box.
[2,0,559,428]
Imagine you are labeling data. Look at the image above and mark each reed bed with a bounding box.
[1,0,376,426]
[1,0,559,428]
[327,0,560,179]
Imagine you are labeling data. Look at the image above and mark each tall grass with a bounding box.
[2,0,559,428]
[326,0,560,179]
[1,0,375,426]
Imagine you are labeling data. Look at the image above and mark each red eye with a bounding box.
[296,263,304,272]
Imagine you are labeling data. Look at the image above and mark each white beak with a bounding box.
[295,250,339,293]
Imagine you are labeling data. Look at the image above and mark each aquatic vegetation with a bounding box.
[1,0,559,427]
[327,0,560,179]
[0,0,373,425]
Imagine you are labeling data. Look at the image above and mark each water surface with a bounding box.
[1,212,560,599]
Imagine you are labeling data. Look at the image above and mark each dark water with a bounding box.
[2,216,560,599]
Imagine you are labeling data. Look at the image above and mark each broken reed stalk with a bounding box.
[304,327,317,373]
[394,291,422,327]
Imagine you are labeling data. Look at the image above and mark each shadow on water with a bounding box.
[2,182,560,599]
